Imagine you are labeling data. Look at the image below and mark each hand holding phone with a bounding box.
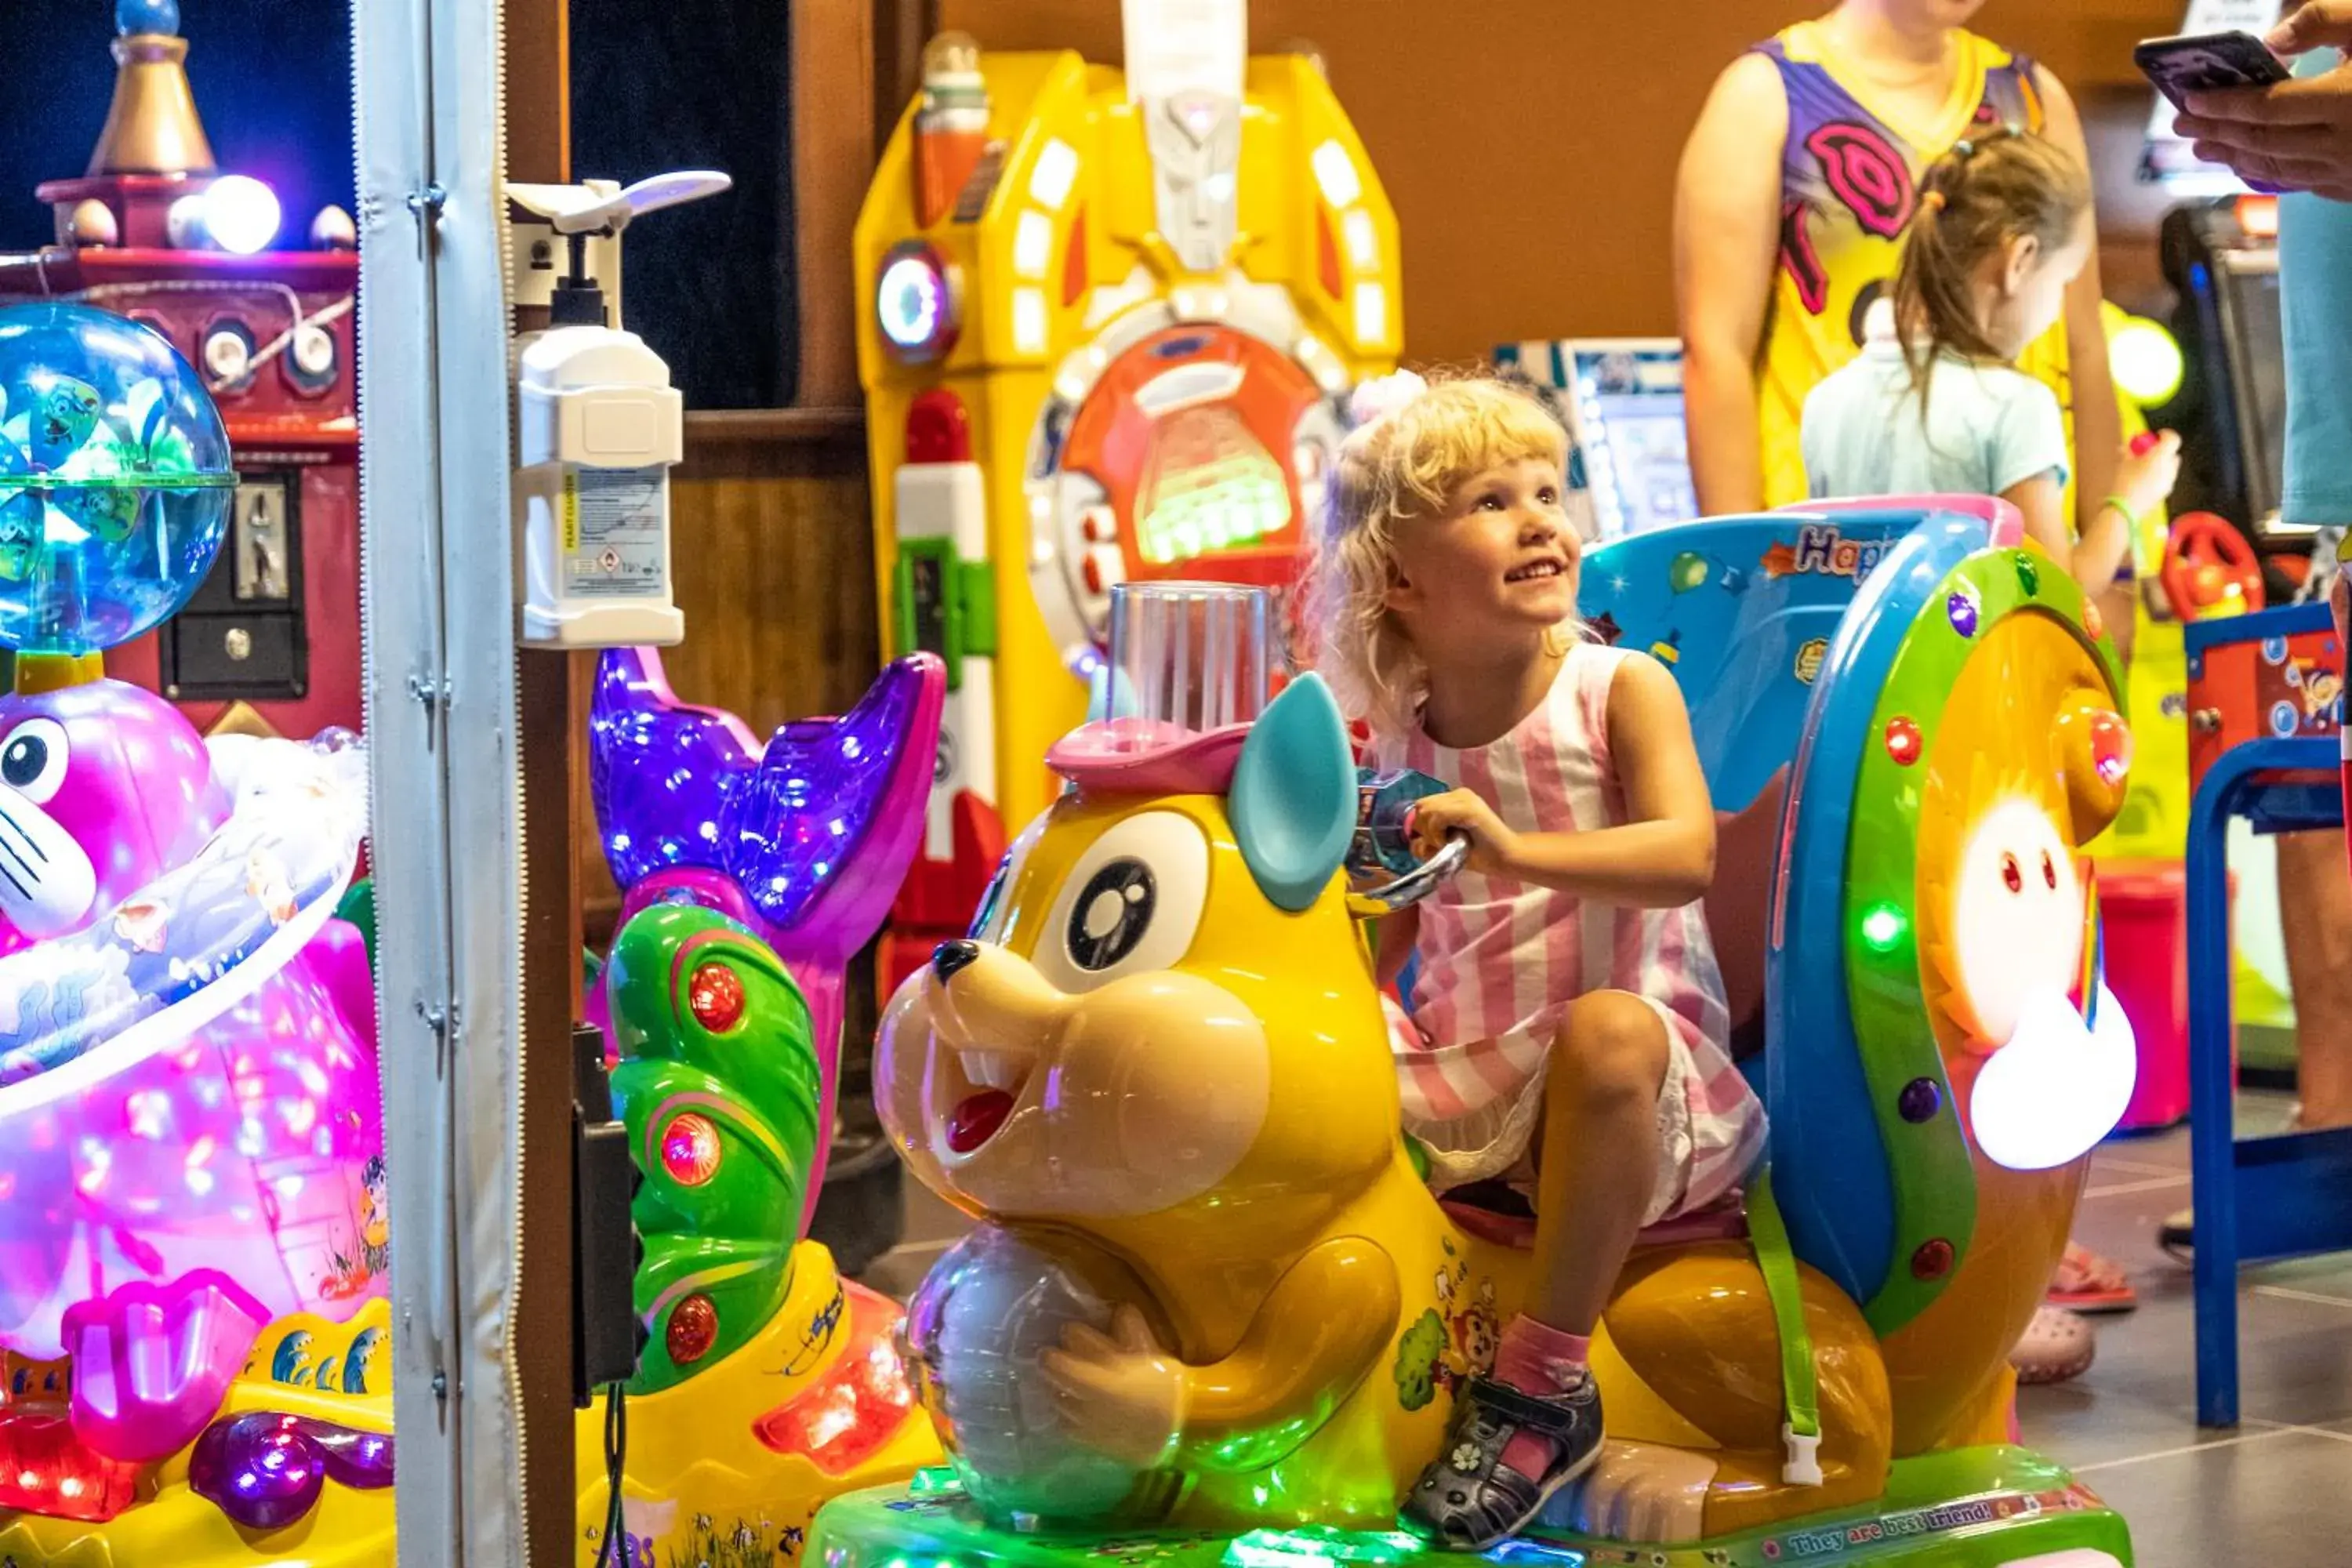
[2134,30,2292,111]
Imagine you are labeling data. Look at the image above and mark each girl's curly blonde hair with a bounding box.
[1304,372,1574,737]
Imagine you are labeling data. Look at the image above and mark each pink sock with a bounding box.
[1492,1315,1589,1480]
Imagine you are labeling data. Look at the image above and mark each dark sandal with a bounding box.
[1403,1374,1605,1551]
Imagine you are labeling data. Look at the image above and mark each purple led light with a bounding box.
[189,1410,394,1531]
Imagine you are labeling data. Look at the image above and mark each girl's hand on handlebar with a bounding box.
[1408,789,1519,879]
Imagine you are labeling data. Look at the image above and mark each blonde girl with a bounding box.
[1308,372,1766,1549]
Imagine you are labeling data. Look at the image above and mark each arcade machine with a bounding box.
[2154,198,2288,563]
[854,0,1401,985]
[1495,337,1697,542]
[0,0,360,741]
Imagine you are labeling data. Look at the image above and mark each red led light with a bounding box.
[904,388,971,464]
[2089,710,2132,786]
[754,1288,918,1475]
[660,1112,721,1186]
[0,1411,141,1523]
[666,1294,719,1365]
[1884,716,1922,766]
[688,963,745,1033]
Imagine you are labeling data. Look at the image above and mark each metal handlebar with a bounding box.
[1348,833,1470,916]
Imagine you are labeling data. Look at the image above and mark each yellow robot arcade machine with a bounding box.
[855,0,1400,985]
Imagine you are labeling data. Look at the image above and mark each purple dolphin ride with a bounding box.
[588,647,944,1221]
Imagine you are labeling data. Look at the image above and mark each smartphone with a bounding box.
[2134,31,2292,111]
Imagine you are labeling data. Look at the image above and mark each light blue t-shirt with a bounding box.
[1800,336,2070,503]
[2280,55,2352,523]
[2278,189,2352,521]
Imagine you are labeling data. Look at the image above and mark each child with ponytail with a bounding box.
[1800,129,2178,590]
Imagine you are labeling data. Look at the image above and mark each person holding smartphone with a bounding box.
[2146,5,2352,1181]
[2170,3,2352,200]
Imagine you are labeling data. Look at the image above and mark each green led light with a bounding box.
[2109,314,2185,408]
[1134,447,1291,565]
[1224,1527,1427,1568]
[1860,903,1908,953]
[908,1465,963,1496]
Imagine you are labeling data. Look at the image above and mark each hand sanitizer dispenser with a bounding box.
[510,171,730,648]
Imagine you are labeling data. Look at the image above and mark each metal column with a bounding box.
[354,0,547,1559]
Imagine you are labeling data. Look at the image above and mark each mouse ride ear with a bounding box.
[1229,674,1356,913]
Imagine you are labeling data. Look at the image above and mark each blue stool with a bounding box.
[2185,613,2352,1427]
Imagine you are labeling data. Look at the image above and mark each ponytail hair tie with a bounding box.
[1919,190,1947,213]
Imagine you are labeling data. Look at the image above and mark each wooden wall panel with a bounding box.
[935,1,2188,362]
[795,2,879,405]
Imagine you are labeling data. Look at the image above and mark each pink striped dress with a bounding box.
[1374,643,1767,1223]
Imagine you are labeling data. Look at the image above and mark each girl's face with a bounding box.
[1982,211,2093,360]
[1385,456,1579,664]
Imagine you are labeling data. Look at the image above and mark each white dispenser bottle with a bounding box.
[510,171,729,648]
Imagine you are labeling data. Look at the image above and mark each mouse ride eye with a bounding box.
[1067,858,1156,971]
[1032,811,1209,994]
[0,719,68,804]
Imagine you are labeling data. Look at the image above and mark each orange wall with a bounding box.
[938,1,2183,363]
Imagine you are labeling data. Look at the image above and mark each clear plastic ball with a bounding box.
[0,304,232,655]
[117,0,180,35]
[903,1225,1183,1528]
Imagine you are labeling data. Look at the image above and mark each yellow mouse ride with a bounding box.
[824,512,2141,1566]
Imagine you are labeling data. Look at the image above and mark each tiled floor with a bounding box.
[2020,1090,2352,1566]
[854,1088,2352,1565]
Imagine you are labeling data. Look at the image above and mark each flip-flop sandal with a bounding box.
[2158,1207,2193,1265]
[2011,1305,2096,1386]
[2047,1240,2136,1314]
[1403,1374,1606,1552]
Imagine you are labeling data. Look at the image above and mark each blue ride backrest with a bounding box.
[1578,514,1914,1060]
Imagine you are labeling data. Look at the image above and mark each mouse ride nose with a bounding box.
[932,939,981,982]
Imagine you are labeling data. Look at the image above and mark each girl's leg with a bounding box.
[1524,991,1674,1333]
[2275,828,2352,1127]
[1404,993,1675,1547]
[1491,993,1671,1479]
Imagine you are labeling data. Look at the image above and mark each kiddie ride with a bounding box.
[0,304,943,1566]
[815,500,2142,1567]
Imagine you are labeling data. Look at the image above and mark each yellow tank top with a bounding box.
[1753,22,2075,513]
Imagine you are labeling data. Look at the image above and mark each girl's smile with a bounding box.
[1387,458,1581,654]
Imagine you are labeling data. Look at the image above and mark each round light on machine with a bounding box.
[202,176,281,256]
[116,0,180,37]
[1860,902,1908,953]
[2109,315,2183,408]
[165,193,209,250]
[876,240,959,363]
